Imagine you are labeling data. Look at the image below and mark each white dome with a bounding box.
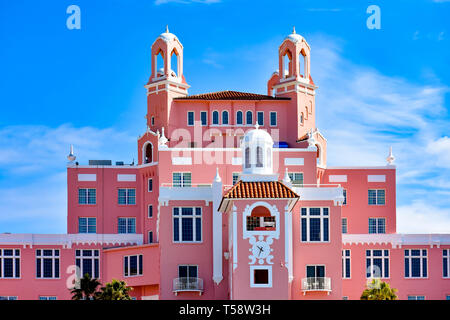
[285,32,304,44]
[158,31,177,43]
[242,126,274,175]
[243,126,274,146]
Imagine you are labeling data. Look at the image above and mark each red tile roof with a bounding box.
[223,181,299,199]
[174,90,291,101]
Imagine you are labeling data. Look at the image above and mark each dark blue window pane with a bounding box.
[373,258,382,277]
[55,259,59,278]
[366,259,371,277]
[130,256,137,276]
[222,111,229,125]
[15,259,19,278]
[323,208,329,216]
[78,189,87,204]
[405,258,409,277]
[246,111,252,124]
[411,258,421,277]
[124,257,128,276]
[384,258,389,278]
[139,255,143,275]
[173,208,179,216]
[83,259,92,277]
[373,250,382,257]
[213,111,219,125]
[444,258,448,278]
[301,218,307,241]
[345,259,351,278]
[237,111,243,125]
[310,208,321,216]
[36,259,41,277]
[257,112,263,126]
[43,259,53,278]
[405,250,409,256]
[323,218,329,241]
[182,218,193,241]
[309,218,321,241]
[201,112,207,125]
[422,258,427,277]
[182,208,193,215]
[411,250,420,256]
[195,218,202,241]
[173,218,179,241]
[94,259,99,278]
[195,207,202,216]
[301,208,307,216]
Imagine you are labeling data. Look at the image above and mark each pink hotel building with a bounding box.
[1,28,449,301]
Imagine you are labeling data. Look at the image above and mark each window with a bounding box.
[301,208,329,242]
[36,249,60,279]
[124,254,143,277]
[151,116,155,126]
[222,111,229,125]
[444,249,450,278]
[144,143,153,163]
[306,265,325,278]
[342,250,351,278]
[246,111,253,125]
[250,266,272,287]
[232,172,240,185]
[178,265,198,284]
[118,217,136,234]
[343,189,347,205]
[118,189,136,205]
[257,111,264,126]
[78,188,96,205]
[300,113,304,125]
[246,216,276,231]
[408,296,425,300]
[76,250,99,279]
[173,207,202,242]
[368,189,385,205]
[212,111,219,125]
[173,172,191,187]
[369,218,386,234]
[200,111,207,126]
[0,249,20,278]
[446,295,450,300]
[0,296,17,300]
[236,111,243,125]
[148,179,153,192]
[187,111,194,126]
[245,147,251,168]
[342,218,348,234]
[270,112,277,126]
[288,172,303,187]
[256,146,263,167]
[148,205,153,218]
[78,217,96,233]
[148,231,153,244]
[39,296,57,300]
[366,250,389,278]
[405,249,428,278]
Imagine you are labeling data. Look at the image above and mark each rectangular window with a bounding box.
[200,111,207,126]
[408,295,425,300]
[301,208,329,242]
[173,207,202,243]
[232,172,240,185]
[75,250,100,279]
[148,231,153,244]
[0,296,18,300]
[118,189,136,205]
[148,205,153,218]
[246,216,276,231]
[148,179,153,192]
[342,218,348,234]
[78,217,96,234]
[306,265,325,278]
[39,296,57,300]
[173,172,192,187]
[118,217,136,234]
[368,189,385,205]
[343,189,347,205]
[270,112,277,126]
[342,250,351,279]
[124,254,143,277]
[257,111,264,126]
[405,249,428,278]
[0,249,20,278]
[366,250,389,278]
[369,218,386,234]
[187,111,194,126]
[444,249,449,278]
[288,172,304,187]
[36,249,60,279]
[78,188,96,205]
[250,266,272,288]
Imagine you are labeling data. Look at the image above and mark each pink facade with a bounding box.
[1,28,449,300]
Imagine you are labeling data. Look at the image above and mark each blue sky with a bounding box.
[0,0,449,233]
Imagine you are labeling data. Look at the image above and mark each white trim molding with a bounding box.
[342,234,450,248]
[78,174,96,181]
[368,175,386,182]
[328,175,347,183]
[284,158,304,166]
[117,174,136,182]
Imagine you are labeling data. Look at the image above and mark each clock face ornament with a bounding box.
[252,240,270,259]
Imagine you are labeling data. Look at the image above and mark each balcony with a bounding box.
[173,277,204,296]
[301,277,332,294]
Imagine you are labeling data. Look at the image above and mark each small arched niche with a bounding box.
[246,206,276,231]
[144,142,153,164]
[170,48,179,77]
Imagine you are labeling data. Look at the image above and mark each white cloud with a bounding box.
[397,201,450,233]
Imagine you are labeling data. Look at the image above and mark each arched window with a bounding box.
[212,111,219,125]
[156,51,164,77]
[144,143,153,164]
[282,50,292,78]
[256,146,263,167]
[171,49,178,77]
[300,113,304,125]
[236,111,243,125]
[222,111,229,125]
[245,147,251,168]
[246,111,253,125]
[299,51,306,78]
[151,116,155,126]
[246,206,275,231]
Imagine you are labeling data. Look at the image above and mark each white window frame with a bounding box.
[342,250,351,279]
[124,254,143,277]
[405,249,428,279]
[78,188,96,205]
[187,111,195,126]
[36,249,60,279]
[368,189,386,205]
[78,217,96,234]
[0,296,18,300]
[250,265,272,288]
[368,218,386,234]
[148,204,153,218]
[0,249,20,279]
[172,172,192,187]
[222,110,229,125]
[118,217,136,234]
[269,111,277,127]
[300,207,330,243]
[212,110,219,125]
[39,296,57,300]
[343,189,347,205]
[232,172,240,185]
[172,207,202,243]
[366,249,390,279]
[288,172,304,187]
[148,231,153,244]
[342,218,348,234]
[236,110,243,125]
[246,111,253,125]
[148,178,153,192]
[443,249,450,278]
[75,249,100,279]
[200,111,208,126]
[257,111,264,126]
[408,295,425,300]
[118,188,136,205]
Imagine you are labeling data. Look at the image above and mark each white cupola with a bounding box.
[241,124,274,175]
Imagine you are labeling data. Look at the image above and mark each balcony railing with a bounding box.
[173,277,204,296]
[301,277,332,294]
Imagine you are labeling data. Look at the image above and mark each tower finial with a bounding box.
[386,146,395,165]
[166,25,169,33]
[255,123,260,130]
[67,144,76,162]
[293,26,296,34]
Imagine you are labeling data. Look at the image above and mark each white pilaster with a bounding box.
[212,168,223,284]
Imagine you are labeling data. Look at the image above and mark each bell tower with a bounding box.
[144,26,190,134]
[267,28,317,146]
